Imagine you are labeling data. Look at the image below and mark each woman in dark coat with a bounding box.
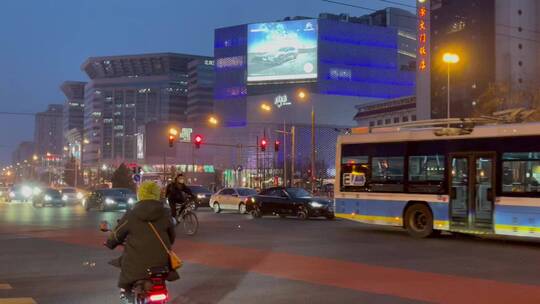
[105,181,179,291]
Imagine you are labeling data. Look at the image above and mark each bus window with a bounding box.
[502,152,540,193]
[371,157,404,192]
[340,156,369,192]
[408,155,446,193]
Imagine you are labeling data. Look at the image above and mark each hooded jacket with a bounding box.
[106,199,176,288]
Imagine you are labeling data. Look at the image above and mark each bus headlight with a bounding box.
[44,195,52,201]
[105,198,115,205]
[62,195,68,201]
[128,198,135,205]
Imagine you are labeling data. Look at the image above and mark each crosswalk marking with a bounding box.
[0,285,11,290]
[0,299,37,304]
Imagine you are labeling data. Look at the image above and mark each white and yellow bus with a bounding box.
[335,121,540,238]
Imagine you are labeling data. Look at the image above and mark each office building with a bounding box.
[34,104,64,156]
[81,53,206,166]
[416,0,540,120]
[11,141,35,165]
[187,57,215,123]
[61,81,86,157]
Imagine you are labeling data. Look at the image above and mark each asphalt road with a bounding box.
[2,201,540,304]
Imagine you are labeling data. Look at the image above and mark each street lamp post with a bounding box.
[298,90,316,193]
[442,52,460,124]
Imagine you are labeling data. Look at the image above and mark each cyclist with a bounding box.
[165,173,193,219]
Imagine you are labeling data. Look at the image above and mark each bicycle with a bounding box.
[175,201,199,236]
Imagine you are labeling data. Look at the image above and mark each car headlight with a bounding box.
[44,195,52,201]
[9,192,15,198]
[196,194,205,199]
[76,192,84,200]
[105,198,115,205]
[62,195,68,201]
[309,202,324,208]
[33,187,42,195]
[22,186,33,198]
[128,198,135,205]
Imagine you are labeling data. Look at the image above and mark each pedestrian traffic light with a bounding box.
[168,128,178,148]
[194,134,203,149]
[260,138,267,152]
[274,140,280,152]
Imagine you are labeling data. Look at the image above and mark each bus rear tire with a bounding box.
[404,204,437,238]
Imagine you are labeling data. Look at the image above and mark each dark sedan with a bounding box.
[188,185,213,208]
[33,188,66,208]
[246,187,335,220]
[83,188,137,212]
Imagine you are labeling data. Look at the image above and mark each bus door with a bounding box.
[448,153,495,231]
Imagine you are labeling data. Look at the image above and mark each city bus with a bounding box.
[334,120,540,238]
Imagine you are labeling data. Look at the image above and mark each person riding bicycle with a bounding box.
[165,173,193,218]
[105,181,179,299]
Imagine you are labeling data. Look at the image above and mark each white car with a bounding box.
[210,188,258,214]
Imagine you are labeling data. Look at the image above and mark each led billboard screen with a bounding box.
[248,19,318,82]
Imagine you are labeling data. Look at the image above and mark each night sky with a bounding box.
[0,0,414,165]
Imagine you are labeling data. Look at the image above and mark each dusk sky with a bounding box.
[0,0,414,165]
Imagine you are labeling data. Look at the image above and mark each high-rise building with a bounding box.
[187,57,215,123]
[81,53,205,166]
[416,0,540,119]
[60,81,86,150]
[34,104,64,156]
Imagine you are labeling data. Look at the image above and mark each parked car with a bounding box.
[83,188,136,212]
[246,187,335,220]
[33,188,65,208]
[187,185,213,208]
[210,187,258,214]
[59,187,84,204]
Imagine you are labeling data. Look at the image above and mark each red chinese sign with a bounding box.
[418,5,428,71]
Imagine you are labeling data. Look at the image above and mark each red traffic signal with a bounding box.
[274,140,280,152]
[168,135,175,148]
[194,134,203,149]
[260,138,268,152]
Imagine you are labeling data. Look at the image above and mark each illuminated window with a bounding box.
[329,68,352,80]
[216,56,245,68]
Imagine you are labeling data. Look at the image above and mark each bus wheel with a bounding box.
[404,204,436,238]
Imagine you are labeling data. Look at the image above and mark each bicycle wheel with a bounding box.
[182,211,199,236]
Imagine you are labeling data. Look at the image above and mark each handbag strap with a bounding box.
[148,222,170,254]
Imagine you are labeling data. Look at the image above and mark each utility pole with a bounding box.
[291,126,296,187]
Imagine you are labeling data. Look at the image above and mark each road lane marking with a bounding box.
[0,284,12,290]
[0,299,36,304]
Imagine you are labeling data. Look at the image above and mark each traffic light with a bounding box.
[274,140,280,152]
[260,138,267,152]
[168,128,178,148]
[194,134,203,149]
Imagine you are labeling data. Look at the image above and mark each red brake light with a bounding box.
[148,292,168,302]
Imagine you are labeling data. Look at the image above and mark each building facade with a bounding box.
[187,57,215,123]
[354,96,417,127]
[416,0,540,119]
[81,53,206,167]
[61,81,86,157]
[11,141,35,165]
[34,104,64,156]
[214,12,417,128]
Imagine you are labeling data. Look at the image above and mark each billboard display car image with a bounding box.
[248,19,318,82]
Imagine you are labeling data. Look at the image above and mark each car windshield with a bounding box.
[189,186,211,194]
[286,188,312,198]
[237,188,257,196]
[45,189,61,196]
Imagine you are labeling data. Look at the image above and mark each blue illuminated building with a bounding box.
[214,11,417,127]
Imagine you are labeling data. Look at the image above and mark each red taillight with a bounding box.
[148,292,168,302]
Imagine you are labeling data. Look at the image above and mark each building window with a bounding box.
[519,43,523,49]
[412,115,417,121]
[519,61,523,66]
[329,68,352,81]
[518,27,523,32]
[402,116,409,122]
[394,117,400,123]
[377,120,383,126]
[369,121,375,127]
[518,9,522,15]
[385,118,391,125]
[519,78,523,83]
